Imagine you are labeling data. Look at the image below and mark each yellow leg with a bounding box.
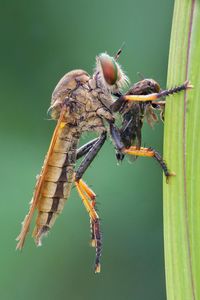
[75,180,98,221]
[123,146,174,182]
[78,179,96,201]
[123,94,159,102]
[123,146,154,157]
[75,179,101,273]
[123,81,192,102]
[77,180,98,248]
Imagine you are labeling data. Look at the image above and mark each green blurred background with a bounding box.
[0,1,174,299]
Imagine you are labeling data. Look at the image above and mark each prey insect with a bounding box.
[16,49,192,273]
[111,78,192,181]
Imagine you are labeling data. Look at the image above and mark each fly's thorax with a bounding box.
[49,70,106,120]
[49,66,115,133]
[65,80,114,125]
[87,77,117,111]
[49,69,91,119]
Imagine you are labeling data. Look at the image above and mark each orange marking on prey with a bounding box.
[123,94,158,102]
[124,146,154,157]
[75,181,98,221]
[16,108,67,250]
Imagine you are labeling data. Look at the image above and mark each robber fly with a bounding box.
[16,49,192,273]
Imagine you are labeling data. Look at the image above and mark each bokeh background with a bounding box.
[0,1,174,299]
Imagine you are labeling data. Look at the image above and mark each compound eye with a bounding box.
[99,53,118,85]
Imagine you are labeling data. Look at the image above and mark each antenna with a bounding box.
[114,42,126,61]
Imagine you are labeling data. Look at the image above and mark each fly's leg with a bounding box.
[75,180,101,273]
[75,178,97,248]
[123,80,192,101]
[76,137,100,249]
[75,132,107,273]
[76,137,99,160]
[111,81,192,112]
[75,178,101,272]
[75,132,107,181]
[124,146,174,183]
[109,123,172,183]
[75,179,97,247]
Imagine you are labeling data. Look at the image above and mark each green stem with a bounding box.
[164,0,200,299]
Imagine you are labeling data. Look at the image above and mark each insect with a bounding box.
[16,49,192,273]
[111,78,191,177]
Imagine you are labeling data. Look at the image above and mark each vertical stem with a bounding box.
[164,0,200,299]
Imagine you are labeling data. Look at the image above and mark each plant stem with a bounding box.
[163,0,200,299]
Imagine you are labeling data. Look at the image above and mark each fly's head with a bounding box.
[94,53,129,95]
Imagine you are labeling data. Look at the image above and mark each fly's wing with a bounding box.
[16,108,67,250]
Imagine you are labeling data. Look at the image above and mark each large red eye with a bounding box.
[99,53,118,85]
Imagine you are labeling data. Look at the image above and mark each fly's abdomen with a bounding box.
[33,125,79,245]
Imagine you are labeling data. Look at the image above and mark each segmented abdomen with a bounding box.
[33,124,79,245]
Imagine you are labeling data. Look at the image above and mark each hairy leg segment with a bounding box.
[75,132,107,273]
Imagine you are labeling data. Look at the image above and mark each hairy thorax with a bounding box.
[49,70,114,134]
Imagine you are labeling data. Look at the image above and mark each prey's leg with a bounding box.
[75,132,107,273]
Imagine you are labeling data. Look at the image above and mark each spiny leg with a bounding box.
[76,179,97,247]
[124,146,173,183]
[75,132,107,273]
[75,132,107,181]
[109,123,172,182]
[76,136,102,216]
[111,81,192,113]
[76,137,99,239]
[75,180,101,273]
[76,137,99,160]
[121,80,192,102]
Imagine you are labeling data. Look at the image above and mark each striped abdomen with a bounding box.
[33,124,79,245]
